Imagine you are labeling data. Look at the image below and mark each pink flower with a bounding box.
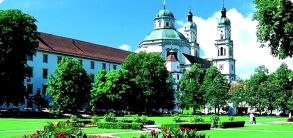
[150,129,155,136]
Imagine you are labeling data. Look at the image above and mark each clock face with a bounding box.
[219,64,224,70]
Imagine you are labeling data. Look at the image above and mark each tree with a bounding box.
[122,52,174,113]
[0,10,38,105]
[246,65,270,114]
[90,69,129,112]
[47,58,91,112]
[253,0,293,59]
[270,63,293,113]
[201,66,229,115]
[178,64,205,114]
[230,81,247,108]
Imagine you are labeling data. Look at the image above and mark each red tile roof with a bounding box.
[37,32,131,64]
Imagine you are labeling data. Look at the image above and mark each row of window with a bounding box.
[27,67,48,79]
[28,54,118,70]
[26,84,47,95]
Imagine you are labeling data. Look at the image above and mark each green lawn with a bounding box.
[0,116,292,138]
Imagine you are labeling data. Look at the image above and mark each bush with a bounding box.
[96,122,142,130]
[131,115,155,125]
[173,114,186,123]
[104,112,116,122]
[190,116,205,123]
[161,123,211,131]
[219,121,245,128]
[210,115,220,127]
[92,115,101,124]
[25,120,87,138]
[139,128,207,138]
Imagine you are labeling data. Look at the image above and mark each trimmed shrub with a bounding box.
[96,122,142,130]
[161,123,211,131]
[190,116,205,123]
[210,115,220,128]
[219,121,245,128]
[92,115,101,124]
[104,112,116,122]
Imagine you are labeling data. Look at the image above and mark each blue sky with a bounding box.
[0,0,292,80]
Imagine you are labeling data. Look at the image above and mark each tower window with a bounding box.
[224,48,226,56]
[159,21,161,27]
[232,65,234,71]
[220,47,224,56]
[166,22,169,27]
[43,54,48,63]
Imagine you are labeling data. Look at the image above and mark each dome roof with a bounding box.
[184,22,197,30]
[218,17,231,26]
[155,9,175,19]
[143,29,188,41]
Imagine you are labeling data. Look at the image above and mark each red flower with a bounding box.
[56,132,66,138]
[185,127,190,132]
[150,129,156,136]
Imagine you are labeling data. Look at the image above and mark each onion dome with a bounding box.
[218,7,231,26]
[155,9,175,19]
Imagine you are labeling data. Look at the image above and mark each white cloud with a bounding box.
[119,44,131,51]
[0,0,4,4]
[178,8,293,80]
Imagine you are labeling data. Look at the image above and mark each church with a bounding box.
[138,4,236,83]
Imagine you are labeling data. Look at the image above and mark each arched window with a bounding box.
[220,47,223,56]
[159,21,161,27]
[218,49,220,56]
[224,48,226,56]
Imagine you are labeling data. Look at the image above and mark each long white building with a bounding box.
[23,32,130,108]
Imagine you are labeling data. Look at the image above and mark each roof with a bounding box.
[155,9,175,19]
[183,53,212,68]
[184,22,197,30]
[143,28,188,41]
[37,32,131,64]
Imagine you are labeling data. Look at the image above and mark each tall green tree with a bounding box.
[47,58,91,112]
[253,0,293,59]
[178,64,205,114]
[90,69,129,112]
[201,66,229,115]
[0,10,38,105]
[230,81,247,108]
[270,63,293,112]
[122,52,174,112]
[246,65,270,114]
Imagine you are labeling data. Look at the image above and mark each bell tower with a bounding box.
[183,9,199,57]
[213,5,236,82]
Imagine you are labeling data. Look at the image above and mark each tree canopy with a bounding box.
[47,58,91,112]
[178,64,205,114]
[253,0,293,59]
[0,9,38,105]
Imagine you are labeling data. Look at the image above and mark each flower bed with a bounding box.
[219,121,245,128]
[139,128,207,138]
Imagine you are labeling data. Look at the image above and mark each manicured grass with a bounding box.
[0,116,291,138]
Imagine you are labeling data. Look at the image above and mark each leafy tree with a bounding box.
[246,65,270,114]
[230,81,247,108]
[270,63,293,113]
[47,58,91,112]
[29,89,48,110]
[201,66,229,115]
[0,10,38,105]
[253,0,293,59]
[178,64,205,114]
[90,69,129,112]
[122,52,174,113]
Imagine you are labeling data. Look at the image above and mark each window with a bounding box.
[57,56,62,64]
[159,21,161,27]
[27,66,33,77]
[224,48,226,56]
[177,74,180,80]
[90,61,95,69]
[27,55,33,61]
[232,65,234,71]
[42,85,47,95]
[43,69,48,79]
[166,22,169,27]
[102,63,106,70]
[27,84,33,94]
[220,47,224,56]
[113,65,117,70]
[43,54,48,63]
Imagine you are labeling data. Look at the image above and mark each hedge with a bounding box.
[96,122,143,130]
[161,123,211,131]
[219,121,245,128]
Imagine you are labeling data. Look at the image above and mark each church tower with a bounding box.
[213,6,236,82]
[183,9,200,57]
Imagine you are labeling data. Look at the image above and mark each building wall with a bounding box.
[25,50,121,97]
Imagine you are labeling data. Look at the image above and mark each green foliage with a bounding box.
[104,112,116,122]
[228,116,235,122]
[253,0,293,59]
[0,9,38,104]
[230,82,247,108]
[46,58,91,112]
[190,116,205,123]
[122,52,175,112]
[26,120,87,138]
[141,128,206,138]
[91,115,101,124]
[178,64,205,114]
[96,122,142,130]
[210,115,220,128]
[201,66,229,115]
[70,115,79,123]
[173,114,184,123]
